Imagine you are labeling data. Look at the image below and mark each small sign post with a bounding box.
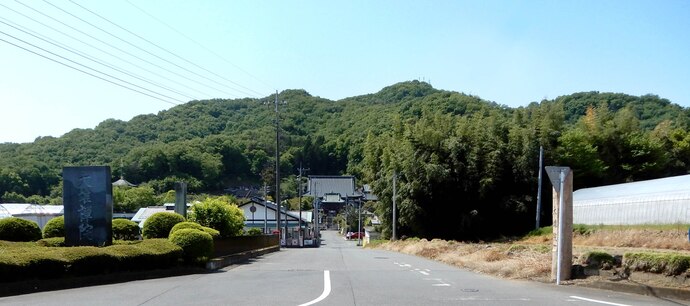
[545,166,573,285]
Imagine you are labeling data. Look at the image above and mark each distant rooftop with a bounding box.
[305,175,360,198]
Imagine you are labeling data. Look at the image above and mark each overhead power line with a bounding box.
[12,0,218,98]
[0,16,190,102]
[0,7,197,101]
[40,0,243,99]
[2,0,273,107]
[0,31,179,105]
[125,0,276,94]
[70,0,266,98]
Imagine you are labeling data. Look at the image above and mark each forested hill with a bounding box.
[1,80,689,235]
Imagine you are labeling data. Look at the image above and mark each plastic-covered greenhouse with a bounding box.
[573,174,690,225]
[0,203,63,229]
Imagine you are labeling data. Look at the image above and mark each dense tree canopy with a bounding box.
[1,81,688,240]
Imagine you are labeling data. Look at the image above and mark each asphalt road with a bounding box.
[1,230,687,306]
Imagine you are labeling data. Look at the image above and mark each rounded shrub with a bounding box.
[168,228,213,264]
[43,216,65,238]
[112,219,141,240]
[170,221,204,235]
[142,212,185,239]
[0,217,42,242]
[247,228,263,236]
[169,222,220,239]
[202,226,220,239]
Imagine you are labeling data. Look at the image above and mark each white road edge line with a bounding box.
[298,270,331,306]
[569,296,631,306]
[419,271,430,276]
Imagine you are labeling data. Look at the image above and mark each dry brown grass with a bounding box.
[573,229,690,251]
[377,239,551,280]
[373,228,690,283]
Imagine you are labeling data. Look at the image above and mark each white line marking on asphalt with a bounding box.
[424,278,451,287]
[424,269,430,272]
[569,296,631,306]
[419,271,430,276]
[298,270,331,306]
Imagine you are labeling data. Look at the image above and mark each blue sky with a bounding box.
[1,0,688,143]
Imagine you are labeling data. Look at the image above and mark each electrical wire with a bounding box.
[13,0,220,98]
[42,0,246,99]
[125,0,276,94]
[0,8,198,101]
[0,28,186,103]
[70,0,266,98]
[0,32,179,105]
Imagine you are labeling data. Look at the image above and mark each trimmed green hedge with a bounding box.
[170,222,204,235]
[112,219,140,240]
[169,229,213,264]
[0,239,183,282]
[36,237,66,247]
[170,222,220,239]
[0,217,42,242]
[624,252,690,276]
[43,216,65,238]
[143,212,185,239]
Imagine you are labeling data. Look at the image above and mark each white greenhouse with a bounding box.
[0,203,64,229]
[573,174,690,225]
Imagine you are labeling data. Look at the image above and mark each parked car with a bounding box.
[349,232,364,239]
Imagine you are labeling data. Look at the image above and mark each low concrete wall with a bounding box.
[206,245,280,270]
[213,234,279,258]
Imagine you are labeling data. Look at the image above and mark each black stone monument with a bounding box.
[63,166,113,246]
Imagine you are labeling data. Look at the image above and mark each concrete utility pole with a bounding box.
[263,183,268,234]
[536,145,544,229]
[274,90,281,244]
[297,164,309,247]
[545,166,573,285]
[358,197,362,246]
[392,172,397,241]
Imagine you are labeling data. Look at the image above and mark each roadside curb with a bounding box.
[0,266,206,298]
[574,280,690,301]
[0,246,280,298]
[205,245,280,270]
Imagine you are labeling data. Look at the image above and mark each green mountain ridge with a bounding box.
[2,81,689,239]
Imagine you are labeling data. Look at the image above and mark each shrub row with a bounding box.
[624,252,690,276]
[0,239,183,282]
[1,217,143,242]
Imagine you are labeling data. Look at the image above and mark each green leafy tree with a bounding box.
[189,197,244,238]
[113,186,156,212]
